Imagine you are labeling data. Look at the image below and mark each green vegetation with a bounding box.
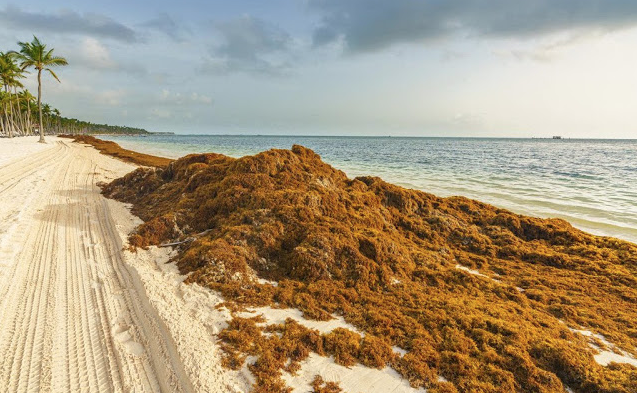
[54,118,151,135]
[1,36,150,139]
[10,36,68,142]
[101,144,637,392]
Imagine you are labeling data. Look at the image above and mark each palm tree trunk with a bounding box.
[37,69,44,143]
[0,108,5,136]
[7,91,15,138]
[4,105,12,138]
[20,99,27,136]
[26,107,31,135]
[14,89,25,136]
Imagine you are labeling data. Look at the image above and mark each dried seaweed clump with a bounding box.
[218,316,392,392]
[311,375,342,393]
[102,144,637,392]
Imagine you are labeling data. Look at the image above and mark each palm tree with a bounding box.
[10,36,67,143]
[18,90,36,135]
[0,52,24,92]
[0,52,26,137]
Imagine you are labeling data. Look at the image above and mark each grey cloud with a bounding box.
[309,0,637,52]
[71,54,148,76]
[202,16,292,74]
[78,58,148,76]
[115,62,147,76]
[493,32,597,63]
[0,5,138,42]
[142,13,191,42]
[66,37,147,76]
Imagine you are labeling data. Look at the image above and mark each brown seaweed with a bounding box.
[102,144,637,392]
[61,134,172,167]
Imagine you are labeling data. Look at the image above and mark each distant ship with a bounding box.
[552,136,562,139]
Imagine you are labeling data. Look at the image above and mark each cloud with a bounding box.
[142,13,190,42]
[48,79,91,95]
[493,48,553,63]
[190,92,213,104]
[73,38,146,75]
[95,89,127,106]
[79,37,117,69]
[158,89,213,105]
[150,108,172,119]
[492,31,601,63]
[441,49,465,62]
[201,15,293,74]
[0,5,138,42]
[309,0,637,53]
[451,112,484,127]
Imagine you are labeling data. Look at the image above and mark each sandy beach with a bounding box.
[0,137,242,392]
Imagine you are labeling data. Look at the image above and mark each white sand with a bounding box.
[0,137,245,392]
[569,328,637,367]
[107,203,251,393]
[283,353,426,393]
[239,307,363,335]
[0,136,53,166]
[455,264,502,283]
[455,264,490,278]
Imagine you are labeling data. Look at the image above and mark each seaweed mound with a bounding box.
[62,135,172,167]
[103,145,637,393]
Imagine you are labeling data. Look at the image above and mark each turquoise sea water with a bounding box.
[101,135,637,244]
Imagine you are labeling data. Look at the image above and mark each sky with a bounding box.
[1,0,637,138]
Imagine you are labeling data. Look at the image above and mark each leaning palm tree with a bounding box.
[10,36,67,143]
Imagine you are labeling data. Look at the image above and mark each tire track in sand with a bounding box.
[0,140,194,392]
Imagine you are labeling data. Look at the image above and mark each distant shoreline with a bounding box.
[88,132,176,137]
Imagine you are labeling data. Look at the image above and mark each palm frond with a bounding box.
[46,56,69,67]
[32,36,43,49]
[47,68,61,83]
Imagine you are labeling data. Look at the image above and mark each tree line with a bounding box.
[1,36,149,142]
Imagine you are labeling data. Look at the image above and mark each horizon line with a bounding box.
[115,133,637,141]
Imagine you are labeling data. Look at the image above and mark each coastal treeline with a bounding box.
[1,36,149,140]
[51,116,150,135]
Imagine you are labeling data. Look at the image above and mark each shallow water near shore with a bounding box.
[101,135,637,244]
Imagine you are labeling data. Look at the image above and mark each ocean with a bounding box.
[100,135,637,244]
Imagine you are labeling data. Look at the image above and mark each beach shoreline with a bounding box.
[1,135,636,393]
